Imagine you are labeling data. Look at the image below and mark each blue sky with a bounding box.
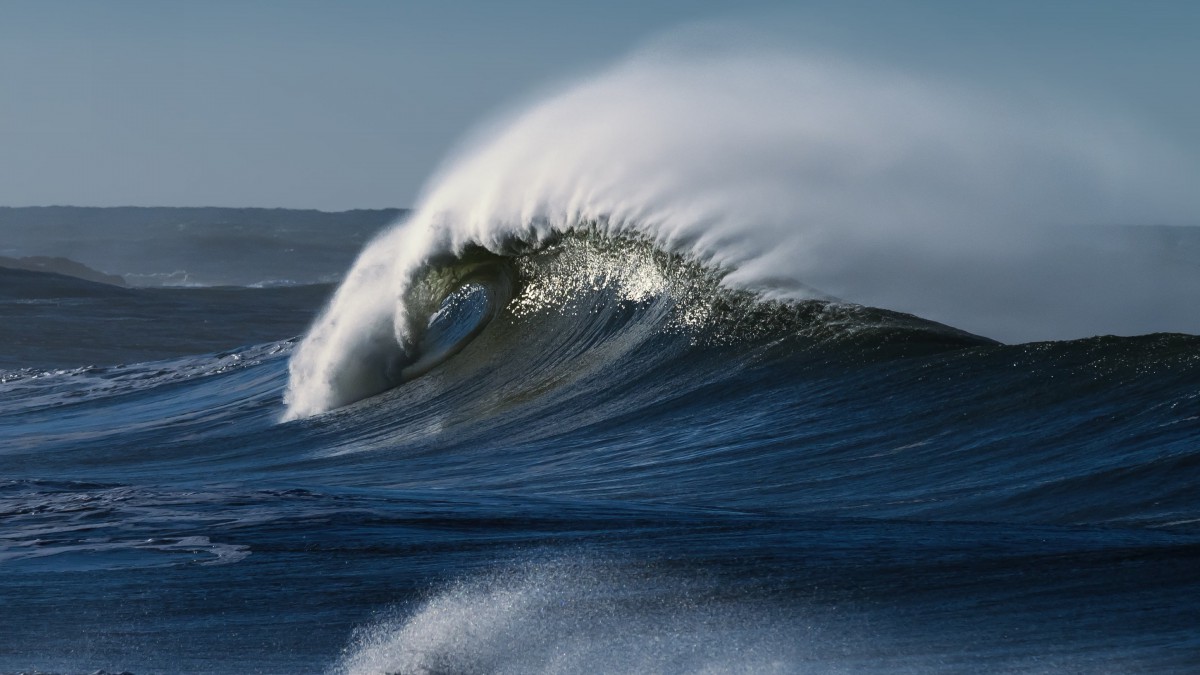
[1,0,1196,210]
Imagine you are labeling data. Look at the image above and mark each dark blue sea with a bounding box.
[2,216,1199,674]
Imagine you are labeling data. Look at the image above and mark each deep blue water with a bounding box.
[2,233,1199,674]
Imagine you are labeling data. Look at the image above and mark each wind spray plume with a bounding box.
[284,43,1198,420]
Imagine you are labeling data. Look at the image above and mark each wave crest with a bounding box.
[284,43,1196,420]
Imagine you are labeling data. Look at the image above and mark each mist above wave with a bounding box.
[285,39,1199,420]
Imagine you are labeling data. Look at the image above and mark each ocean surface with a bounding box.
[4,47,1200,674]
[2,219,1199,674]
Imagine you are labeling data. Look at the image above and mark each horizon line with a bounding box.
[0,204,411,213]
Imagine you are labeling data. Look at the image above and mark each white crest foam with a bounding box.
[284,42,1197,420]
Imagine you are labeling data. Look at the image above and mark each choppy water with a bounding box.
[2,228,1199,674]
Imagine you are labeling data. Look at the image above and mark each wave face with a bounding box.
[284,228,988,420]
[285,46,1199,419]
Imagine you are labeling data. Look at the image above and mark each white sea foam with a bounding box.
[333,559,821,675]
[284,38,1198,420]
[331,556,1116,675]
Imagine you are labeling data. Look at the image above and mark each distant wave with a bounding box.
[125,270,344,289]
[285,45,1199,420]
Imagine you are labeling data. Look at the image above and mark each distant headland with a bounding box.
[0,206,408,287]
[0,255,128,286]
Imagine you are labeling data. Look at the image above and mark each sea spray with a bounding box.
[284,44,1198,420]
[334,557,818,675]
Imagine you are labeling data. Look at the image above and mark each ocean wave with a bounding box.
[283,229,988,420]
[284,47,1198,419]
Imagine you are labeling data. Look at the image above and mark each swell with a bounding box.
[277,230,1200,529]
[4,231,1197,529]
[281,229,1200,532]
[300,303,1200,528]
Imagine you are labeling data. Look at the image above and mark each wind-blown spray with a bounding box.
[284,45,1197,420]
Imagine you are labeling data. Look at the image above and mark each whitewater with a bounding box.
[2,41,1199,675]
[284,46,1199,420]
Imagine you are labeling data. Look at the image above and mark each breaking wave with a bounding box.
[284,43,1198,420]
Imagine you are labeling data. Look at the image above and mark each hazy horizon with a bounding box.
[0,203,407,212]
[2,0,1197,211]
